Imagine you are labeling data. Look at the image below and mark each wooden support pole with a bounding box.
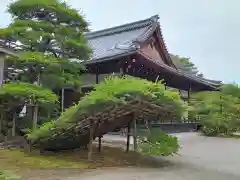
[61,88,65,112]
[12,113,16,137]
[187,83,192,121]
[88,120,94,161]
[28,140,32,152]
[133,113,137,152]
[98,136,102,152]
[97,120,102,153]
[126,121,131,152]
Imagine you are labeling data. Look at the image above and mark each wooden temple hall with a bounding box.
[0,15,219,109]
[61,15,219,109]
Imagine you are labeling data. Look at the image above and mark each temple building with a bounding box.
[0,15,219,110]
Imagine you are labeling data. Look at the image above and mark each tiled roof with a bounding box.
[85,15,160,63]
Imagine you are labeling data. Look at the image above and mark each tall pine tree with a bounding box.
[0,0,91,136]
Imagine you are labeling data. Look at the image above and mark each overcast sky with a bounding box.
[1,0,239,83]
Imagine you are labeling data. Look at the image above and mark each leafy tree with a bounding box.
[189,84,240,136]
[220,83,240,98]
[0,0,91,137]
[170,54,203,77]
[2,0,91,88]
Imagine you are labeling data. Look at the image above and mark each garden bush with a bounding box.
[189,84,240,136]
[138,129,180,156]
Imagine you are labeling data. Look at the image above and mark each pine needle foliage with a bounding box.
[1,0,91,89]
[27,76,185,147]
[0,0,91,134]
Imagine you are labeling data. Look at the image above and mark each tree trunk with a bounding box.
[33,73,40,130]
[0,113,3,134]
[88,121,94,161]
[33,105,38,130]
[0,54,4,87]
[61,88,65,112]
[12,113,16,137]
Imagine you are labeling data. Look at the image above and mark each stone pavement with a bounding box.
[71,133,240,180]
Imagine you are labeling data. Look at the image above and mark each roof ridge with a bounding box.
[85,15,159,39]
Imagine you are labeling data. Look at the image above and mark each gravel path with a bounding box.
[20,133,240,180]
[67,133,240,180]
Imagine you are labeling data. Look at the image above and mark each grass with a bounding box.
[0,171,21,180]
[0,145,165,172]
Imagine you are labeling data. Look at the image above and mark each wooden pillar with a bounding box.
[126,121,131,152]
[133,113,137,152]
[187,83,192,121]
[88,120,94,161]
[0,53,4,87]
